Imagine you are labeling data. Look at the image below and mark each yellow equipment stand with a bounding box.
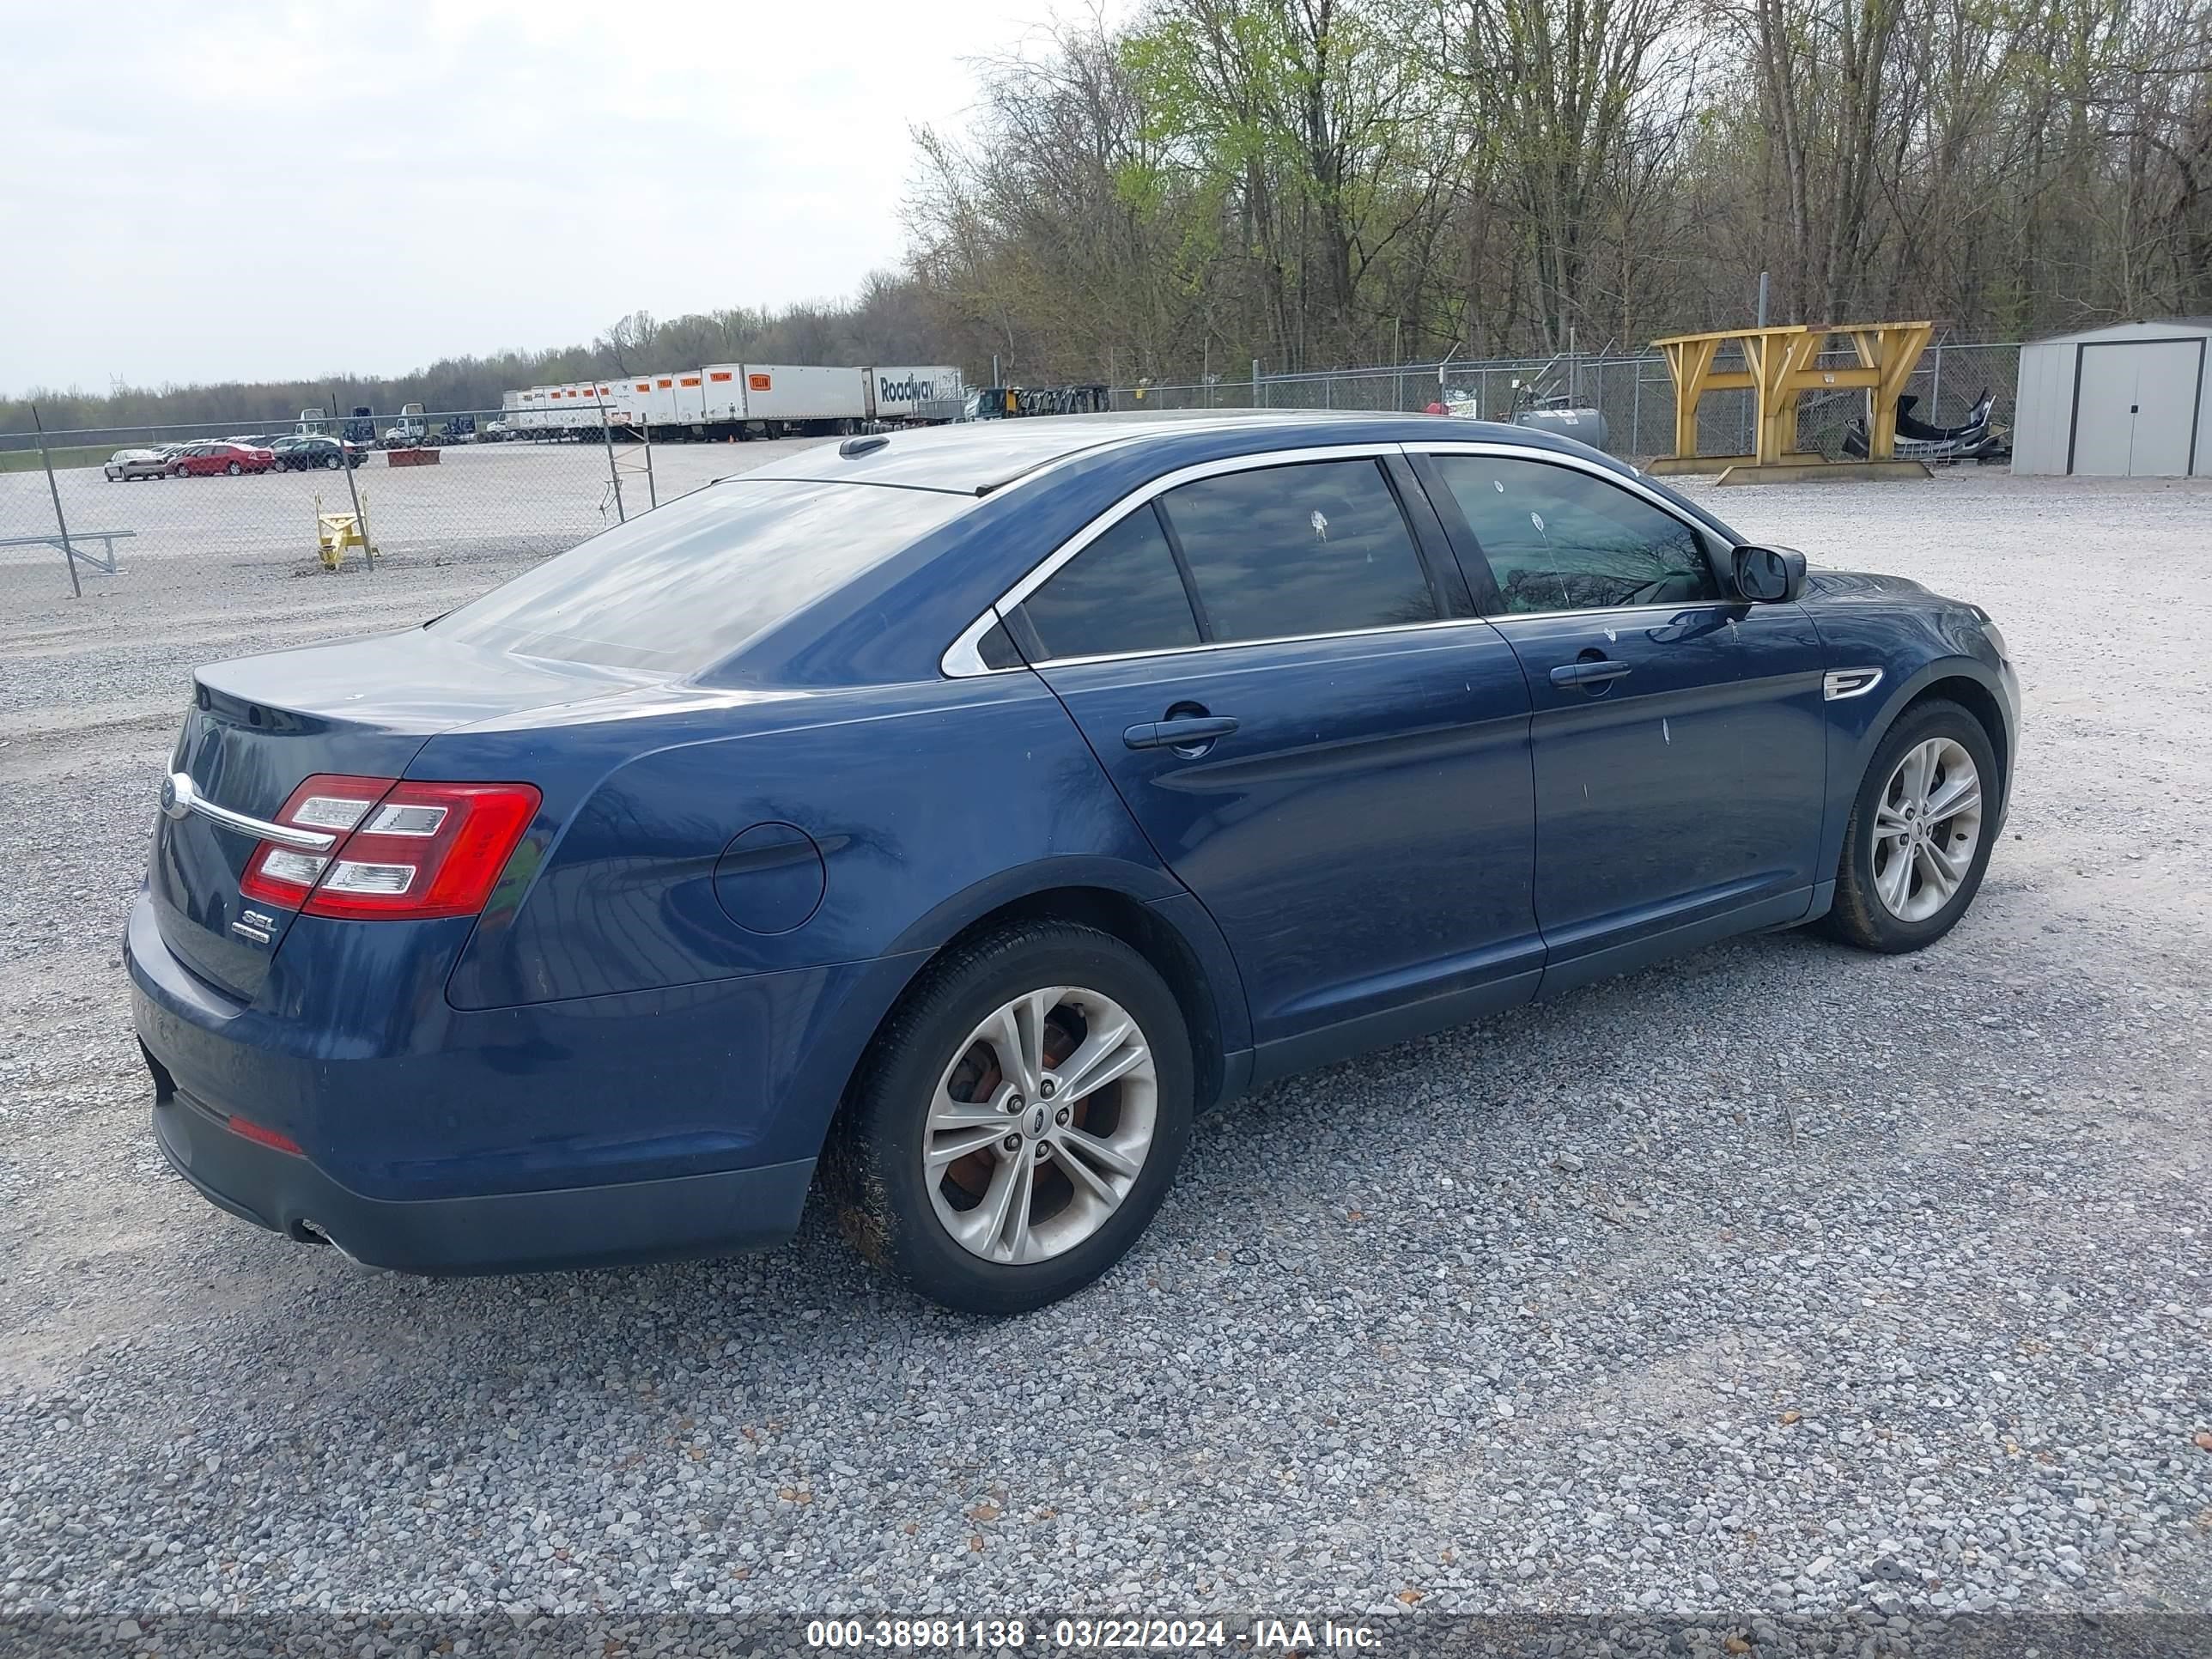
[1649,320,1935,483]
[315,492,372,570]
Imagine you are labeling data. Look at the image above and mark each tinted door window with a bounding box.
[1020,502,1200,661]
[1160,459,1438,642]
[1431,455,1719,613]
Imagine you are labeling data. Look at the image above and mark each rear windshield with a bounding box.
[428,477,975,673]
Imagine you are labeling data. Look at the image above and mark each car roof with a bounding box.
[743,408,1633,498]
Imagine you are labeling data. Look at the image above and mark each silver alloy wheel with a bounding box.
[1872,736,1984,922]
[922,985,1158,1265]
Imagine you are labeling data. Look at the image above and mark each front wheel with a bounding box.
[1825,698,1998,952]
[823,922,1193,1314]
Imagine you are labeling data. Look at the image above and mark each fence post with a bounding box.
[337,420,374,572]
[598,399,626,523]
[1631,367,1643,458]
[30,405,81,600]
[1254,361,1264,409]
[1929,343,1944,423]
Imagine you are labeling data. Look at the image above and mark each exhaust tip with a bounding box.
[294,1219,382,1273]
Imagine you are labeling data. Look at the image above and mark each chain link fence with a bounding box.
[1,344,2024,604]
[0,409,713,608]
[1116,341,2022,465]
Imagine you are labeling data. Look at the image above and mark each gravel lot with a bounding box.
[0,455,2207,1640]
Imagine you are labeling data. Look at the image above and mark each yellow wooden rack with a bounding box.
[1648,320,1934,482]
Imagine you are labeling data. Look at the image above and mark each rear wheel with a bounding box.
[324,453,342,470]
[823,922,1193,1313]
[226,460,242,475]
[1825,698,1997,952]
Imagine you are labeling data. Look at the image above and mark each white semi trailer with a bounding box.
[507,363,966,442]
[867,365,965,423]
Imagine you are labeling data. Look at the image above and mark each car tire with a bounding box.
[226,461,242,475]
[1824,697,1999,954]
[822,921,1194,1314]
[325,453,342,470]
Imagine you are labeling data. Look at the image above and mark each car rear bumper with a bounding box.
[146,1062,812,1274]
[124,889,908,1274]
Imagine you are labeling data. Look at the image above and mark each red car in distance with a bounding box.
[168,441,276,477]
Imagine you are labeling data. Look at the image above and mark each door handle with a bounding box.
[1123,715,1238,750]
[1549,659,1632,689]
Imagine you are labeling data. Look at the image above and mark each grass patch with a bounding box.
[0,444,116,474]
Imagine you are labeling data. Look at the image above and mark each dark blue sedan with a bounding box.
[129,412,2018,1311]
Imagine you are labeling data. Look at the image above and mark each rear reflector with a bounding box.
[228,1114,303,1156]
[238,774,541,921]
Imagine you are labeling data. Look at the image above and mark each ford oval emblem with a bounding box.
[161,771,196,822]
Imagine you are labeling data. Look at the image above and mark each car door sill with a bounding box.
[1249,967,1544,1085]
[1534,888,1815,1000]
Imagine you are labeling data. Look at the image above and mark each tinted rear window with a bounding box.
[429,478,975,672]
[1020,502,1200,660]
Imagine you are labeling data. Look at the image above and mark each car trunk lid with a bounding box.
[150,629,646,1002]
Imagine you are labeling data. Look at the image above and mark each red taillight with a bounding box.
[239,774,391,908]
[237,773,540,921]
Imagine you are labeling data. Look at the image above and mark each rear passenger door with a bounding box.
[1414,447,1828,987]
[1011,449,1542,1068]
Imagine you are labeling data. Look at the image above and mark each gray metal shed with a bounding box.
[2012,319,2211,477]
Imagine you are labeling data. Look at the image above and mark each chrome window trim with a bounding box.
[939,438,1750,678]
[1018,611,1512,672]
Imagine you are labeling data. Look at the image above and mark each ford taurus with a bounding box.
[128,411,2017,1312]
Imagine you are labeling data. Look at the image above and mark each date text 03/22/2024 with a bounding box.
[803,1618,1384,1651]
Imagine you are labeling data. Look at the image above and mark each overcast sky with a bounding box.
[0,0,1091,393]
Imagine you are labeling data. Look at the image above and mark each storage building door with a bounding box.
[2072,339,2203,477]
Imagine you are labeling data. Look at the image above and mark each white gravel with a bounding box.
[0,461,2207,1641]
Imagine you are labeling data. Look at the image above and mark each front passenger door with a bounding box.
[1419,450,1828,986]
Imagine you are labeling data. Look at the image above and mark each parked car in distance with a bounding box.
[103,447,171,481]
[130,411,2018,1313]
[269,434,365,471]
[168,441,276,477]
